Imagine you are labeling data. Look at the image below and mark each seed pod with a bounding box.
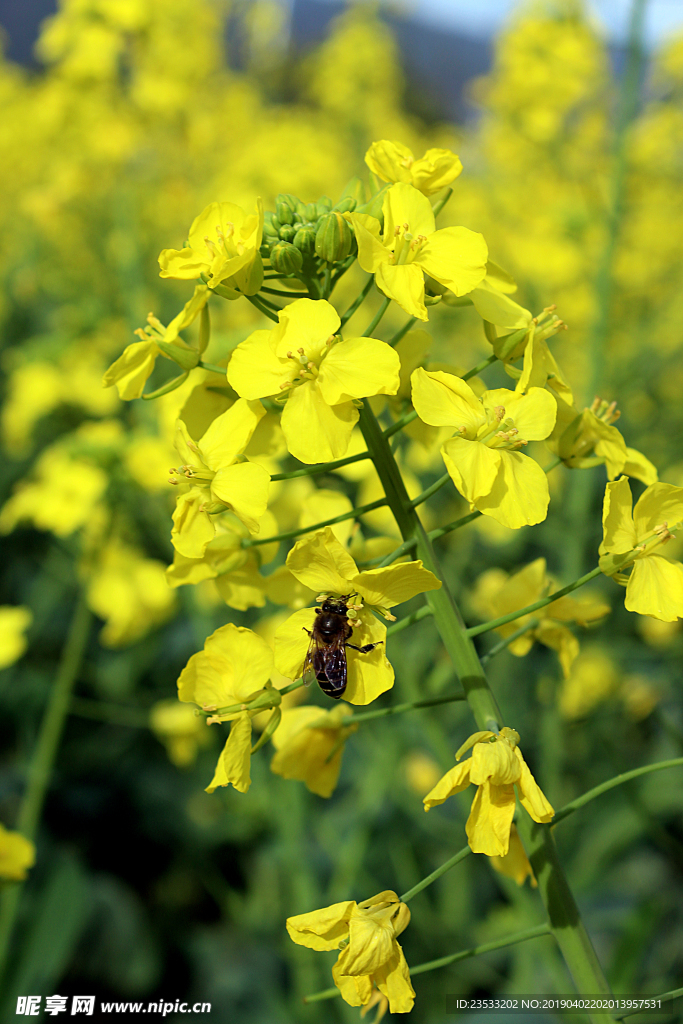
[293,225,317,254]
[315,212,354,263]
[276,202,294,226]
[270,241,303,275]
[278,224,297,242]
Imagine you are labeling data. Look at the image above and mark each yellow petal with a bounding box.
[200,398,265,470]
[343,613,392,706]
[214,562,266,612]
[441,437,500,504]
[474,451,550,529]
[383,182,435,239]
[275,298,341,360]
[102,340,158,400]
[270,705,353,798]
[0,824,35,882]
[205,714,252,794]
[332,962,373,1008]
[227,329,290,399]
[599,477,637,556]
[375,262,427,320]
[497,387,557,441]
[633,481,683,539]
[470,736,520,786]
[466,781,516,856]
[286,527,358,593]
[164,284,209,343]
[354,560,441,609]
[622,447,658,487]
[470,280,532,330]
[346,213,391,274]
[286,900,355,951]
[281,382,358,463]
[411,146,463,194]
[534,621,579,678]
[364,140,415,185]
[158,246,205,280]
[211,461,270,533]
[375,945,416,1014]
[203,623,274,702]
[411,367,484,431]
[317,337,400,406]
[418,226,488,296]
[273,607,315,681]
[171,488,214,559]
[344,908,396,976]
[423,760,471,809]
[626,555,683,621]
[488,824,536,887]
[514,748,554,822]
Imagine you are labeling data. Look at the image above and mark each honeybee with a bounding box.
[302,594,382,699]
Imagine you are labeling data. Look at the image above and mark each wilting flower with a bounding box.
[270,704,356,797]
[365,139,463,194]
[411,368,556,529]
[287,890,415,1014]
[170,399,270,558]
[158,199,264,295]
[599,478,683,621]
[487,824,536,887]
[424,728,554,856]
[346,182,487,320]
[550,397,657,485]
[274,528,441,704]
[227,298,400,464]
[471,558,610,677]
[0,823,35,881]
[0,606,32,670]
[177,624,275,793]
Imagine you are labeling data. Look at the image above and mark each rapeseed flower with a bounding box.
[551,397,657,485]
[149,700,212,767]
[347,182,487,320]
[177,623,275,793]
[424,728,554,856]
[0,824,35,882]
[411,368,556,528]
[227,298,400,463]
[365,139,463,194]
[274,528,440,704]
[287,890,415,1014]
[270,704,356,797]
[599,478,683,621]
[488,824,536,887]
[0,607,32,670]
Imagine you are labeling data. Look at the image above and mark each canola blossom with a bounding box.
[424,728,554,856]
[227,298,400,463]
[411,368,557,528]
[270,704,356,797]
[287,890,415,1013]
[364,139,463,194]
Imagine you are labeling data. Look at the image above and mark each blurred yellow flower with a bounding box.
[0,824,35,882]
[0,607,33,670]
[270,704,356,797]
[424,728,554,856]
[487,823,536,887]
[287,890,415,1014]
[558,649,619,720]
[149,699,212,767]
[365,139,462,194]
[0,449,107,538]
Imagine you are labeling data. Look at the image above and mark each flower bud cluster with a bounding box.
[261,191,358,272]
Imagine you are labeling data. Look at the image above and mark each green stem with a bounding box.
[400,845,470,902]
[387,317,416,348]
[409,472,451,509]
[270,450,370,481]
[384,409,418,439]
[613,986,683,1019]
[431,187,454,219]
[246,294,279,322]
[349,689,465,726]
[362,296,391,338]
[243,497,387,548]
[466,566,603,638]
[339,276,374,328]
[480,619,539,666]
[198,360,227,375]
[0,593,92,983]
[553,757,683,825]
[259,286,300,298]
[357,397,613,1011]
[462,353,497,380]
[385,604,433,638]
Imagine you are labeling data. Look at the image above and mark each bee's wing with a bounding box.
[302,633,322,687]
[317,632,348,699]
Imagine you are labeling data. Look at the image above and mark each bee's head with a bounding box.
[320,595,350,615]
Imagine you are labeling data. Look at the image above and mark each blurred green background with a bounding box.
[0,0,682,1020]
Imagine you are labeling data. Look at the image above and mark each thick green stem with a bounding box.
[0,593,92,983]
[357,399,613,1012]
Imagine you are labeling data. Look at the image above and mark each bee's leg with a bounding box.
[303,627,313,636]
[346,641,383,654]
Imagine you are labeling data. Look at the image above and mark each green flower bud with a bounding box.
[316,196,333,218]
[293,225,317,254]
[304,201,318,222]
[264,211,279,234]
[333,196,357,213]
[270,241,303,275]
[278,224,297,242]
[276,202,294,226]
[276,192,299,211]
[315,212,354,263]
[295,201,308,221]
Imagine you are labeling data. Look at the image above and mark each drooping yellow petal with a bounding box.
[164,284,209,344]
[470,736,521,786]
[227,329,290,399]
[171,488,215,559]
[374,946,416,1014]
[633,482,683,540]
[488,824,536,887]
[331,963,373,1008]
[466,781,516,856]
[474,451,550,529]
[286,527,359,594]
[534,621,579,678]
[625,555,683,621]
[411,367,485,432]
[353,560,441,609]
[281,381,358,463]
[599,477,637,556]
[423,760,471,809]
[270,705,354,798]
[211,461,270,533]
[286,900,355,951]
[102,340,158,400]
[441,436,501,504]
[622,447,658,486]
[205,714,253,794]
[199,399,265,470]
[343,906,397,975]
[514,748,554,822]
[375,262,427,321]
[417,226,488,296]
[317,337,400,406]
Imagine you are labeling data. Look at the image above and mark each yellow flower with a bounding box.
[0,606,32,670]
[471,558,610,677]
[86,540,177,647]
[177,623,275,794]
[274,528,441,705]
[411,368,556,529]
[149,699,212,767]
[423,728,554,856]
[158,199,264,295]
[102,285,208,400]
[365,139,463,195]
[551,397,657,485]
[170,399,270,558]
[558,650,619,719]
[270,705,356,797]
[227,298,400,464]
[0,824,35,882]
[488,823,536,887]
[346,182,487,320]
[287,890,415,1014]
[599,477,683,621]
[0,448,107,538]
